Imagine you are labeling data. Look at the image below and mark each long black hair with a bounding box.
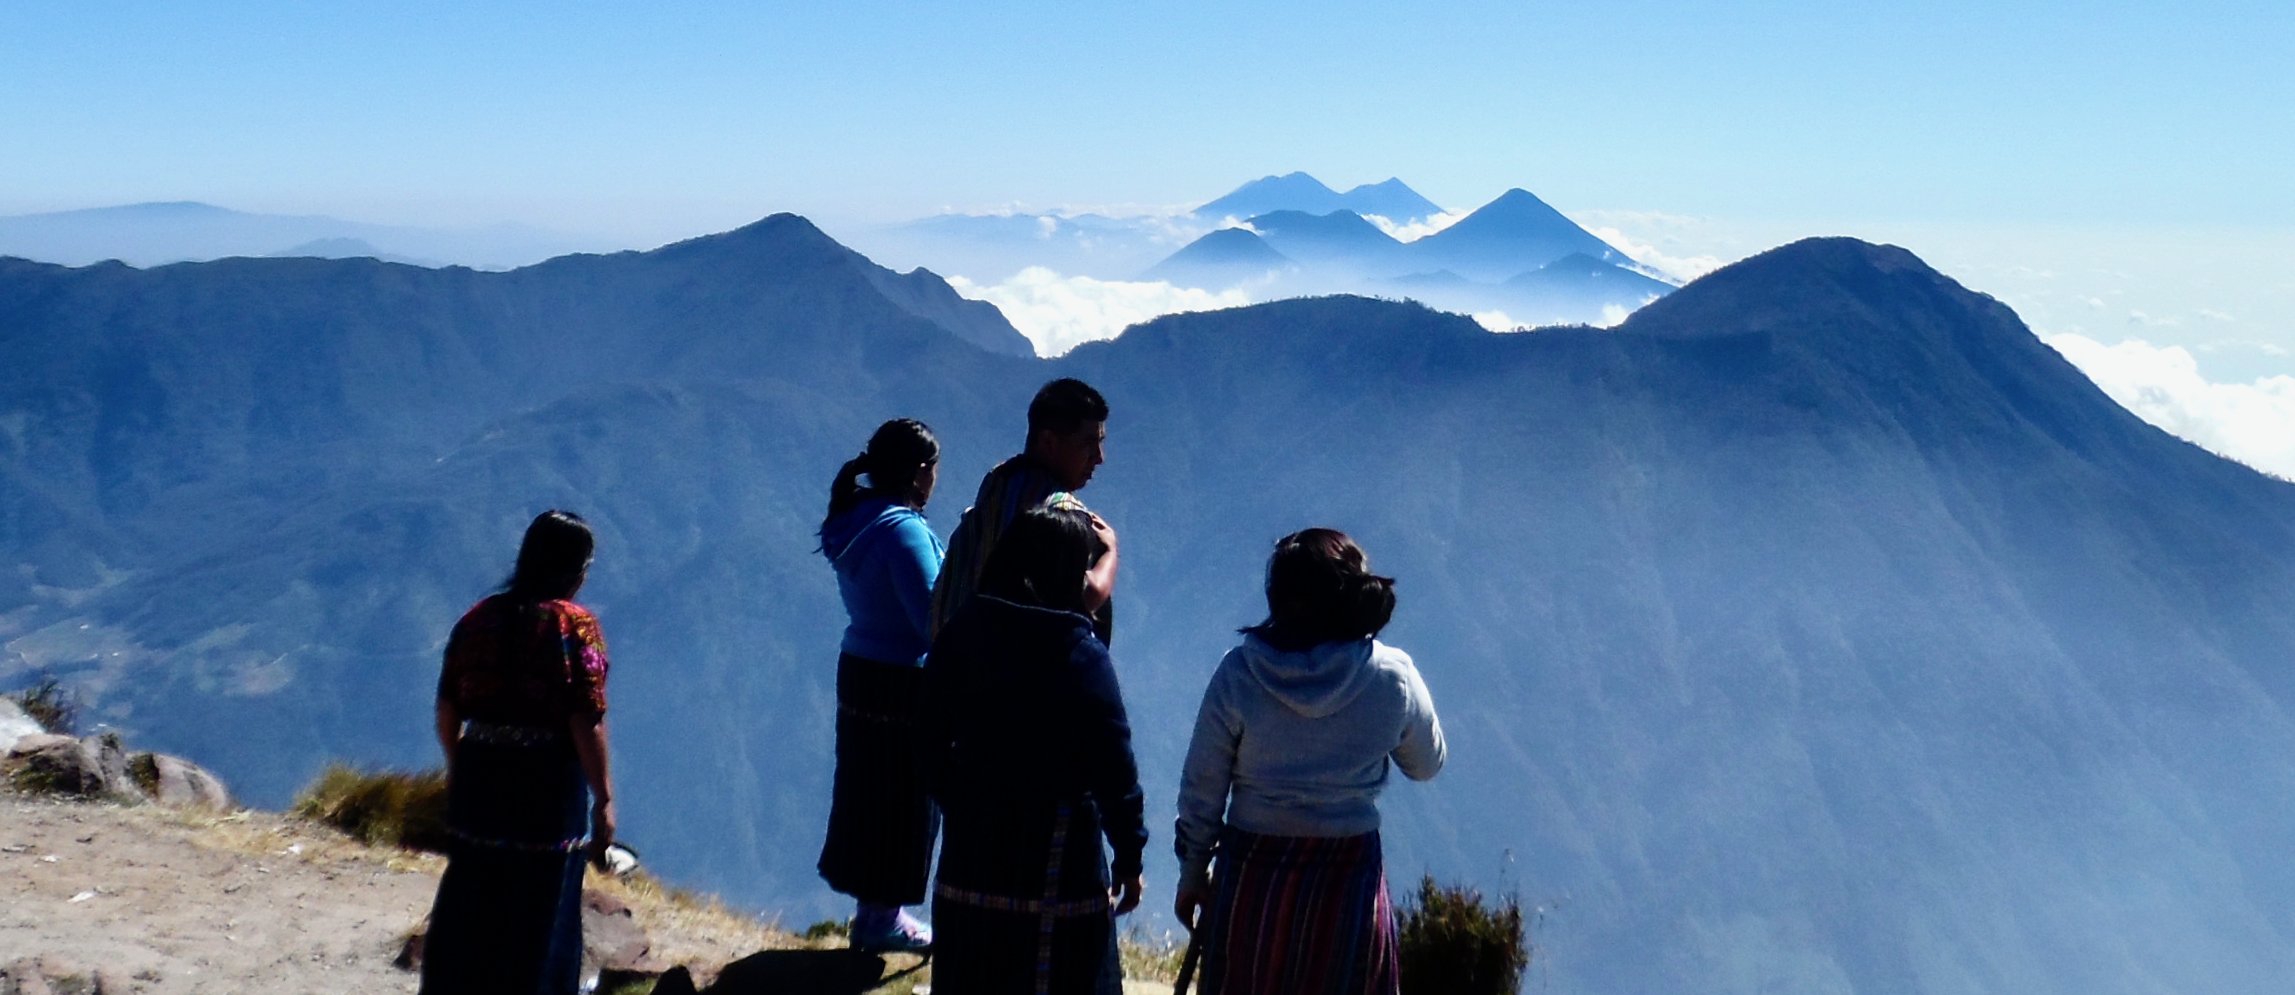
[503,509,594,603]
[1245,527,1395,649]
[979,504,1107,615]
[822,418,940,535]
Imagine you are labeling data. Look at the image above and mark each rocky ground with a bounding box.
[0,791,1177,995]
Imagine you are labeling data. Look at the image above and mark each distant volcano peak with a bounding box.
[1196,173,1444,223]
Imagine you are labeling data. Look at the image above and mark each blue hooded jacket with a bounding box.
[821,497,946,666]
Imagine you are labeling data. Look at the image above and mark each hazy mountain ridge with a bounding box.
[0,201,598,270]
[1150,187,1667,325]
[1194,172,1446,223]
[2,226,2293,993]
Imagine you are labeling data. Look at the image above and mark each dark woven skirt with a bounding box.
[1197,829,1398,995]
[420,730,590,995]
[818,653,940,906]
[930,798,1120,995]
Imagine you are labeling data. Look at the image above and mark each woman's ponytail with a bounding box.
[823,453,872,533]
[820,419,941,538]
[1249,528,1397,646]
[1340,570,1397,639]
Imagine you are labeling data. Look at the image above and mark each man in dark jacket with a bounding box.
[928,378,1115,643]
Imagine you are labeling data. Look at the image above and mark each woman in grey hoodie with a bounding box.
[1174,529,1445,995]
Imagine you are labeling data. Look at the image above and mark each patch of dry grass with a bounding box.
[289,762,449,851]
[1398,875,1528,995]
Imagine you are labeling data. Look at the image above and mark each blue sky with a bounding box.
[5,0,2288,228]
[4,1,2293,469]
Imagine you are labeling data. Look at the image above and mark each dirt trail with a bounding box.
[0,792,1175,995]
[1,793,437,993]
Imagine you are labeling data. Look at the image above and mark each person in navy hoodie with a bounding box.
[816,418,946,952]
[921,499,1145,994]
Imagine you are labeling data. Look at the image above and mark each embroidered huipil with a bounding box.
[437,595,610,729]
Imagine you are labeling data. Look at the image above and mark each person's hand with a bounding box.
[1083,514,1120,613]
[1110,872,1145,916]
[1088,513,1118,557]
[586,798,618,869]
[1174,881,1211,931]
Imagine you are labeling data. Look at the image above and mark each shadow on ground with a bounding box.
[649,949,927,995]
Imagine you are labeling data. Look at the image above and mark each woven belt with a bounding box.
[462,720,564,746]
[836,702,913,726]
[933,881,1112,918]
[449,826,584,853]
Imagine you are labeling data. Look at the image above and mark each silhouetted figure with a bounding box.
[816,419,946,952]
[1173,529,1445,995]
[929,378,1114,644]
[422,510,618,995]
[922,501,1145,995]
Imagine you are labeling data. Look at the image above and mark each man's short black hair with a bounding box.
[1027,378,1109,438]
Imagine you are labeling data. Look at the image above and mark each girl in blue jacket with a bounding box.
[817,418,946,952]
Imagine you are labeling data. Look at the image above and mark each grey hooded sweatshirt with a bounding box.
[1174,633,1445,889]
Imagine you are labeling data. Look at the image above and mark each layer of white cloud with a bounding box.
[1471,310,1522,332]
[949,267,1251,357]
[2048,333,2295,479]
[1363,211,1466,243]
[1585,225,1724,284]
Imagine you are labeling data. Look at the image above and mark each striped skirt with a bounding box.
[1196,829,1398,995]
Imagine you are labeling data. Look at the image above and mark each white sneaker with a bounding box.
[853,909,934,953]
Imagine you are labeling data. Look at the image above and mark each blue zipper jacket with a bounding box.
[822,498,946,666]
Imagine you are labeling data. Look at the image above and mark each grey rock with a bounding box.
[130,753,232,810]
[82,734,135,802]
[394,896,659,978]
[581,888,658,974]
[5,734,73,757]
[5,735,139,802]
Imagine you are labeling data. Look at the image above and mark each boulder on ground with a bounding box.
[583,888,665,974]
[393,891,665,978]
[6,733,143,803]
[129,753,232,810]
[6,734,75,757]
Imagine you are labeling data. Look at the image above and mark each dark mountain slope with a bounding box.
[4,230,2294,993]
[0,216,1023,549]
[1052,242,2295,992]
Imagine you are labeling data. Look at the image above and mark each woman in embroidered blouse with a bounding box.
[816,419,947,952]
[422,509,617,995]
[921,500,1145,995]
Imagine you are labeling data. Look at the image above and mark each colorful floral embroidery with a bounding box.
[438,595,610,726]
